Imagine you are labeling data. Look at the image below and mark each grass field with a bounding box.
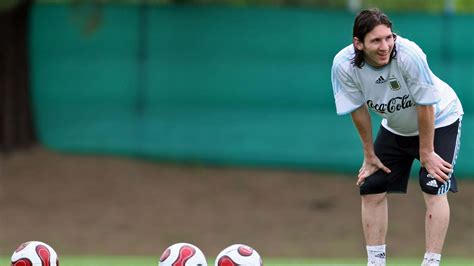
[3,256,473,266]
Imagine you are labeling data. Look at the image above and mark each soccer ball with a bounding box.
[11,241,59,266]
[159,242,208,266]
[215,244,262,266]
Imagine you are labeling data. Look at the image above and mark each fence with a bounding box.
[30,4,474,176]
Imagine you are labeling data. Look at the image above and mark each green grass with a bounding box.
[2,256,473,265]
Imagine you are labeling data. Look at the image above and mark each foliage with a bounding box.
[361,0,445,12]
[28,0,473,13]
[0,0,467,13]
[0,0,19,10]
[457,0,474,13]
[1,0,472,15]
[361,0,473,13]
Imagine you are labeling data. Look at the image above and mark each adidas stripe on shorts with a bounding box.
[360,118,462,195]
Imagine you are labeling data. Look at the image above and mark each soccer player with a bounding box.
[331,8,463,266]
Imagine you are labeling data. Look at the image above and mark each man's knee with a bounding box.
[423,193,449,208]
[362,193,387,207]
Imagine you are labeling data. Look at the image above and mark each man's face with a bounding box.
[354,24,395,68]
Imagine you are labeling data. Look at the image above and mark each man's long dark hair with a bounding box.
[352,8,397,68]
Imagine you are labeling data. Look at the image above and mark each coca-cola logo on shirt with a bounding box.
[367,94,414,114]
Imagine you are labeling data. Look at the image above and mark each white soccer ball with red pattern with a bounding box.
[215,244,262,266]
[159,242,207,266]
[11,241,59,266]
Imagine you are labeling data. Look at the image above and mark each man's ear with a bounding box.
[353,37,363,51]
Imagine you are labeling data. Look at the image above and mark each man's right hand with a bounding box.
[356,156,391,186]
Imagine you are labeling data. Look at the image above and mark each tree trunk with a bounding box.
[0,0,36,153]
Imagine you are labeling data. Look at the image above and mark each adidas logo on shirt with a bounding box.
[375,76,387,84]
[426,179,438,188]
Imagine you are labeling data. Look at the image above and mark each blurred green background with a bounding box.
[14,0,473,176]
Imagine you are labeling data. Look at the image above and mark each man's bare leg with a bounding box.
[362,193,388,266]
[421,193,449,266]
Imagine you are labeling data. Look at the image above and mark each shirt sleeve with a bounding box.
[398,42,441,105]
[331,61,364,115]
